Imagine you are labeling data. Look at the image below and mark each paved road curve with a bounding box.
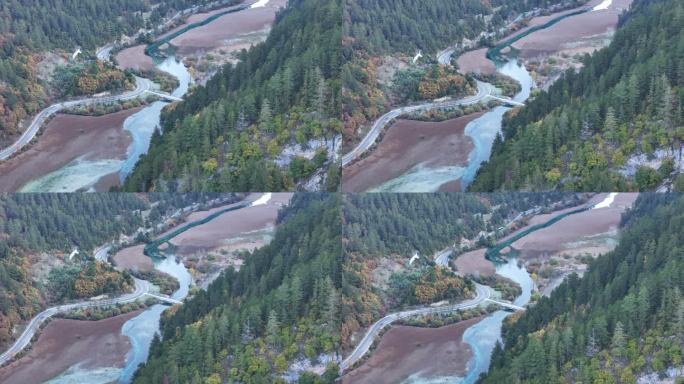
[341,80,494,167]
[339,283,492,371]
[0,278,150,366]
[0,77,152,162]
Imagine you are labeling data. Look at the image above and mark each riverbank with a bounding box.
[0,311,141,384]
[454,193,636,298]
[342,113,483,192]
[166,193,291,287]
[513,193,636,294]
[0,108,141,192]
[2,0,282,191]
[171,0,285,56]
[113,245,154,272]
[457,0,629,89]
[343,317,482,384]
[512,0,630,59]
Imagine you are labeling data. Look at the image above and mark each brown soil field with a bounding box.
[452,193,636,277]
[512,193,638,257]
[178,193,262,223]
[0,108,140,192]
[0,311,141,384]
[512,0,632,59]
[503,0,605,42]
[112,244,153,272]
[157,0,262,40]
[343,317,482,384]
[453,248,496,277]
[456,48,496,75]
[455,0,617,75]
[170,0,287,56]
[342,113,482,192]
[115,45,154,71]
[169,193,292,254]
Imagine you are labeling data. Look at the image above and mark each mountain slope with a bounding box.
[0,194,147,349]
[471,0,684,192]
[132,194,342,383]
[123,0,343,192]
[0,0,207,145]
[479,193,684,383]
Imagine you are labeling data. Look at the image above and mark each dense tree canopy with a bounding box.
[132,194,342,383]
[471,0,684,192]
[342,0,579,148]
[480,193,684,383]
[0,194,147,349]
[123,0,343,192]
[340,193,584,352]
[0,0,207,145]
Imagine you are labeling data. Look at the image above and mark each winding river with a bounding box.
[19,57,192,193]
[118,257,192,383]
[120,58,193,182]
[17,0,261,192]
[457,258,533,384]
[46,194,272,383]
[427,195,612,384]
[372,5,597,192]
[459,59,534,189]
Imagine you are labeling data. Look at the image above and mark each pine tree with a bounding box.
[266,310,279,346]
[259,99,273,133]
[611,321,626,358]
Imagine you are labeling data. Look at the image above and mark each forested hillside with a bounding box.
[0,0,211,146]
[0,0,145,144]
[132,194,342,383]
[0,194,147,349]
[122,0,343,192]
[471,0,684,192]
[480,194,684,383]
[340,193,584,352]
[342,0,580,147]
[343,192,583,257]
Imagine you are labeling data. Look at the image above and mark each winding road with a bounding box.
[341,80,495,167]
[0,77,153,161]
[339,283,493,371]
[0,278,150,366]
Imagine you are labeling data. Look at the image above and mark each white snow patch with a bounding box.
[69,248,79,261]
[593,193,618,209]
[251,193,272,206]
[251,0,270,8]
[413,50,423,64]
[409,251,420,265]
[593,0,612,11]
